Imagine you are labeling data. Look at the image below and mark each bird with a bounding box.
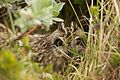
[29,22,85,72]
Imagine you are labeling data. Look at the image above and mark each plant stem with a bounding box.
[5,0,16,35]
[68,0,84,31]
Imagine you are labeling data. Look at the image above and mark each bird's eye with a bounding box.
[54,38,63,47]
[75,37,81,45]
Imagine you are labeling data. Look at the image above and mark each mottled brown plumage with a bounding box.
[29,22,85,72]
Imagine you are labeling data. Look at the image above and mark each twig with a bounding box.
[0,26,38,49]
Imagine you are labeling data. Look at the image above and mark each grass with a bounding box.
[66,0,120,80]
[0,0,120,80]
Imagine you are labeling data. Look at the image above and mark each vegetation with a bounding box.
[0,0,120,80]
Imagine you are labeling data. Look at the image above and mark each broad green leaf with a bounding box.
[30,0,52,15]
[54,2,65,12]
[53,2,65,16]
[28,0,53,29]
[53,10,59,17]
[15,13,34,33]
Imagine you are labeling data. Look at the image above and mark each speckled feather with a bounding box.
[29,22,85,71]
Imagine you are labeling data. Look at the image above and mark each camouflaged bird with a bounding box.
[29,22,85,72]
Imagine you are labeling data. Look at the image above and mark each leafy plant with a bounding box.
[15,0,65,32]
[0,49,23,80]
